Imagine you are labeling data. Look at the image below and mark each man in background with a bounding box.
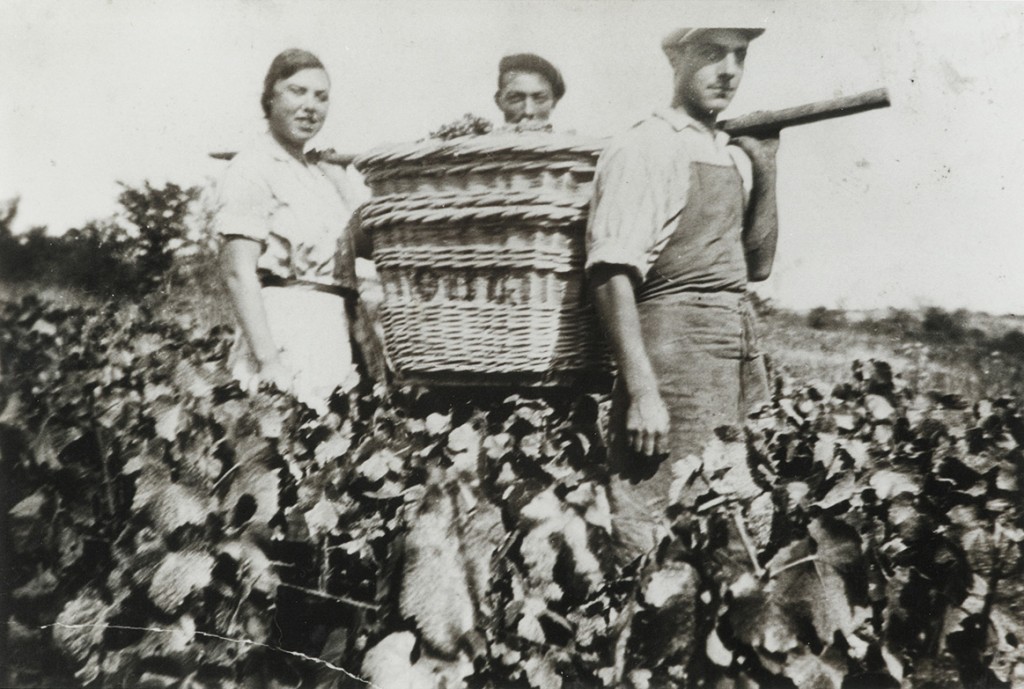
[494,53,565,125]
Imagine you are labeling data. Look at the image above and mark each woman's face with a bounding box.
[267,68,330,149]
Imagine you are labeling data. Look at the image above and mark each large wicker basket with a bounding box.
[354,132,612,389]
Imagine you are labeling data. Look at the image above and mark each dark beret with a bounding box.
[498,53,565,101]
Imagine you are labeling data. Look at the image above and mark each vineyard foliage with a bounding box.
[2,288,1024,689]
[0,183,201,298]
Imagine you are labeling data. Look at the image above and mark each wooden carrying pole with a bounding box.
[209,88,890,165]
[719,87,890,136]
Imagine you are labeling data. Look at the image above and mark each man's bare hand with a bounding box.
[626,390,670,456]
[730,134,780,171]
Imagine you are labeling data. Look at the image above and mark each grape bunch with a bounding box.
[495,120,555,134]
[427,113,494,141]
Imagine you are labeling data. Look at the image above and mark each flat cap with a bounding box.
[661,27,765,55]
[498,53,566,101]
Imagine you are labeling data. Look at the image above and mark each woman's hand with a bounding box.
[257,358,296,394]
[627,389,670,456]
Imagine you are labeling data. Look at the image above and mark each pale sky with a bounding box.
[3,0,1024,313]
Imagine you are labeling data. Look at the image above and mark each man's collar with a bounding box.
[652,107,706,132]
[653,107,731,137]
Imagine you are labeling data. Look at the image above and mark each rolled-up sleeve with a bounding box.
[585,129,683,285]
[212,157,275,244]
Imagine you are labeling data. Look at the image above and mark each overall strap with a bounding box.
[638,161,747,302]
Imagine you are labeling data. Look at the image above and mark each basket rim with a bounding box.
[365,213,588,232]
[360,191,589,230]
[354,131,607,173]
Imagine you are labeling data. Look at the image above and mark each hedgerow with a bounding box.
[2,294,1023,688]
[0,182,200,299]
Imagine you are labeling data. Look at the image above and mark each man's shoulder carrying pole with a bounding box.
[719,87,890,137]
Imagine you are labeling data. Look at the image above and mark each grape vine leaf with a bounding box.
[53,590,112,664]
[767,520,863,644]
[30,422,82,469]
[8,489,51,552]
[149,550,215,614]
[782,648,847,689]
[304,497,341,539]
[225,437,280,529]
[314,424,353,466]
[132,614,198,662]
[8,489,48,521]
[361,631,473,689]
[864,394,896,421]
[728,587,801,655]
[424,412,452,437]
[150,395,185,442]
[12,568,59,602]
[221,538,278,595]
[524,649,564,689]
[520,488,603,596]
[134,467,213,533]
[701,436,762,500]
[400,489,476,655]
[357,446,403,482]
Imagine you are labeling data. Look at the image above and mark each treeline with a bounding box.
[807,304,1024,354]
[0,182,206,299]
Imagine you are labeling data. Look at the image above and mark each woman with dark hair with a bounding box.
[214,49,380,412]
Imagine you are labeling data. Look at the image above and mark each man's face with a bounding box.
[671,30,750,119]
[268,68,330,149]
[495,71,556,124]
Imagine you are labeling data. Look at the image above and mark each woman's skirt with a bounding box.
[229,285,357,414]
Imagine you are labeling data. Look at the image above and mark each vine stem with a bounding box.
[319,536,330,592]
[211,462,240,491]
[612,596,637,686]
[768,554,819,578]
[731,506,764,577]
[41,621,380,688]
[980,521,1004,627]
[87,412,119,518]
[277,582,380,611]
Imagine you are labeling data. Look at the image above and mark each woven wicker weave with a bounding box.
[354,132,612,388]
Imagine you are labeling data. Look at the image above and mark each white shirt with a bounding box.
[586,107,753,285]
[213,130,360,287]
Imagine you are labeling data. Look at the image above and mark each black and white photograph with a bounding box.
[2,1,1023,687]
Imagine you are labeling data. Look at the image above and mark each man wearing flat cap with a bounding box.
[587,28,779,560]
[494,53,565,125]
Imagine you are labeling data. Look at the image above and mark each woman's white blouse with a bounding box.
[213,130,358,287]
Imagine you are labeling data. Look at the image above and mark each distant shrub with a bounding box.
[746,291,775,318]
[995,329,1024,355]
[117,181,200,294]
[806,306,847,330]
[858,308,919,339]
[0,182,200,299]
[921,307,969,344]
